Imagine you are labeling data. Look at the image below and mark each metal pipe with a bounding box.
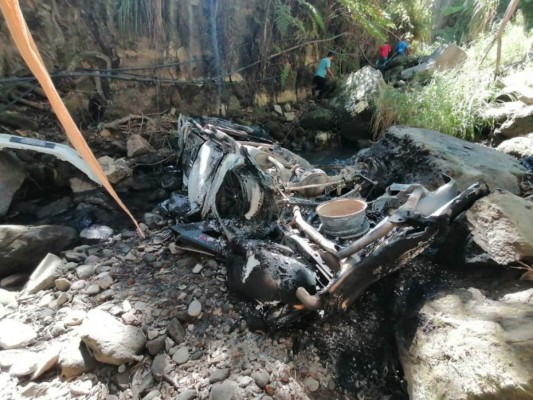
[336,219,396,259]
[287,179,344,192]
[293,206,337,254]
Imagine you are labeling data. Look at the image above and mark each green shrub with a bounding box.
[372,17,533,141]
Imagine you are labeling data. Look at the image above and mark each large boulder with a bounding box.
[357,126,528,193]
[497,105,533,138]
[480,101,527,124]
[0,225,78,278]
[497,134,533,158]
[0,152,27,217]
[328,66,385,141]
[401,44,467,80]
[465,190,533,265]
[397,288,533,400]
[497,70,533,105]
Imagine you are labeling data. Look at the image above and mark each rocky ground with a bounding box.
[0,223,345,400]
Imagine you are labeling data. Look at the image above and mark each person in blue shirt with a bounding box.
[396,40,409,56]
[312,51,335,99]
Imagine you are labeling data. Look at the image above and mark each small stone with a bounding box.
[70,280,87,291]
[70,379,93,396]
[172,347,189,364]
[9,351,37,377]
[80,224,114,242]
[146,336,166,356]
[84,255,100,265]
[55,278,71,291]
[167,318,186,344]
[238,376,253,387]
[303,376,319,392]
[190,350,203,361]
[0,319,37,349]
[59,339,96,378]
[209,381,237,400]
[65,262,79,270]
[76,265,96,280]
[57,292,69,307]
[97,272,114,289]
[152,353,169,378]
[187,299,202,317]
[192,264,203,274]
[176,389,197,400]
[112,371,130,390]
[209,368,230,383]
[118,364,127,373]
[127,134,155,157]
[24,253,64,294]
[85,284,100,295]
[252,369,270,388]
[31,348,59,380]
[273,104,283,115]
[51,321,67,337]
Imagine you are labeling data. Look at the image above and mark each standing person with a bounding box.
[312,51,335,99]
[395,38,409,56]
[377,42,392,68]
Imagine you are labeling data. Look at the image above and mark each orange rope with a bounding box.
[0,0,143,237]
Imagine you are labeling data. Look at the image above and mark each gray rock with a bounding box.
[188,299,202,317]
[176,389,197,400]
[96,272,114,289]
[480,101,527,124]
[76,264,96,280]
[9,351,37,377]
[31,348,59,380]
[127,134,155,158]
[209,368,230,383]
[466,190,533,265]
[237,376,252,387]
[55,278,71,291]
[151,353,169,378]
[252,369,270,388]
[284,112,296,122]
[209,381,237,400]
[497,134,533,158]
[85,284,101,295]
[397,288,533,399]
[143,213,164,229]
[0,152,27,217]
[24,253,64,294]
[498,105,533,138]
[146,335,166,355]
[80,225,114,242]
[167,318,186,344]
[35,197,72,219]
[0,225,77,278]
[1,273,28,288]
[172,347,189,364]
[59,339,96,378]
[80,309,146,365]
[97,156,132,184]
[303,376,320,392]
[0,319,37,349]
[360,126,527,193]
[69,177,97,193]
[273,104,283,115]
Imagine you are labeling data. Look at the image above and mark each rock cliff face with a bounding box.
[0,0,313,119]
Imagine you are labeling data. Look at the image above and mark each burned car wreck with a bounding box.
[164,115,490,323]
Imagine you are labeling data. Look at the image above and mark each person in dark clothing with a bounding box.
[312,51,335,99]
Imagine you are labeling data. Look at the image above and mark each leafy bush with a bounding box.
[372,16,533,141]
